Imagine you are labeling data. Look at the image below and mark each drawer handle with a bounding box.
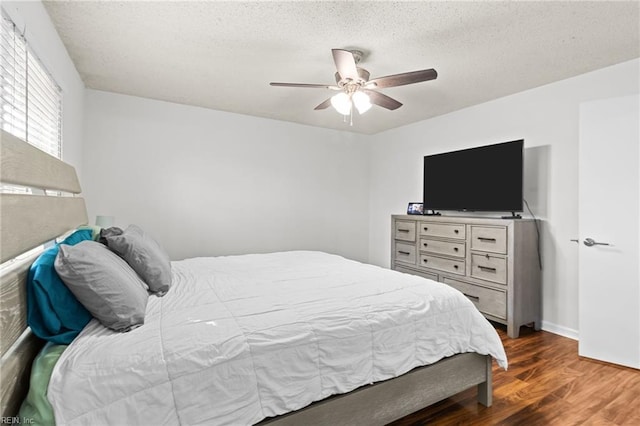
[453,247,459,252]
[463,293,480,302]
[398,250,411,255]
[423,243,428,247]
[453,265,459,269]
[478,266,497,272]
[423,259,428,263]
[423,227,428,231]
[477,237,497,242]
[454,229,459,234]
[398,229,410,233]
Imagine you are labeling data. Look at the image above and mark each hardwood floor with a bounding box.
[389,324,640,426]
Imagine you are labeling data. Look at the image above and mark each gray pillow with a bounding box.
[55,241,149,332]
[98,226,123,245]
[104,225,171,295]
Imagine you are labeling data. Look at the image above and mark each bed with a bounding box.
[0,129,506,425]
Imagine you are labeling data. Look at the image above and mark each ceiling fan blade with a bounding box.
[368,69,437,88]
[270,82,340,90]
[332,49,359,81]
[314,98,332,110]
[362,89,402,110]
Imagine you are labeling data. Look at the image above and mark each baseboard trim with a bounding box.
[541,321,579,340]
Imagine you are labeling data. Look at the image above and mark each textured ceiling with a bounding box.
[43,1,640,135]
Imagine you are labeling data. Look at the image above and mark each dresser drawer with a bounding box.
[419,238,465,258]
[443,277,506,320]
[394,242,416,265]
[470,253,507,284]
[394,265,438,282]
[419,254,465,276]
[470,226,507,254]
[395,221,416,242]
[419,222,466,240]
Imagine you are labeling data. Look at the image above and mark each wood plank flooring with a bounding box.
[389,324,640,426]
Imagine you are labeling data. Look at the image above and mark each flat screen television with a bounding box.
[423,139,523,213]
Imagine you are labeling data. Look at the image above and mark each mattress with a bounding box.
[48,251,507,425]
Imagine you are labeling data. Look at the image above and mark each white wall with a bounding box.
[2,1,85,179]
[83,90,370,262]
[367,59,640,337]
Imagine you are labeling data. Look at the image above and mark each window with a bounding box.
[1,11,62,158]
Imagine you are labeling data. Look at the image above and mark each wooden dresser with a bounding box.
[391,215,541,338]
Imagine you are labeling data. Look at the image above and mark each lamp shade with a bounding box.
[95,215,115,228]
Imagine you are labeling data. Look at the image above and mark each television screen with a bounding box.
[423,139,523,212]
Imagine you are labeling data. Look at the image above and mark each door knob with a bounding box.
[583,238,610,247]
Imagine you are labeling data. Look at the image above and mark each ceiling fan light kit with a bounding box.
[270,48,437,124]
[330,92,352,115]
[352,91,372,114]
[330,88,372,116]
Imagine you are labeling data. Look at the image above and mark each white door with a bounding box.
[578,93,639,369]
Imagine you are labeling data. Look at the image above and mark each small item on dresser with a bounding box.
[407,202,424,215]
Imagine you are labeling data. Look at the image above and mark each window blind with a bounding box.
[1,11,62,159]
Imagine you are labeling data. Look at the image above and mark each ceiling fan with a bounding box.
[270,49,438,119]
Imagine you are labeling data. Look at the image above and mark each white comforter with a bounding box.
[49,251,507,426]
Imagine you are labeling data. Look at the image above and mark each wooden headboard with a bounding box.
[0,130,88,417]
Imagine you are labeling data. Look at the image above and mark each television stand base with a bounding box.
[502,212,522,219]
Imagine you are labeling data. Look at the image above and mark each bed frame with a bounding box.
[0,129,492,424]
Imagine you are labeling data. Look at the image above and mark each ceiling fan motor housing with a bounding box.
[334,68,370,87]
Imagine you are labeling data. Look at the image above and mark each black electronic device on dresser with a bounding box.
[423,139,523,215]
